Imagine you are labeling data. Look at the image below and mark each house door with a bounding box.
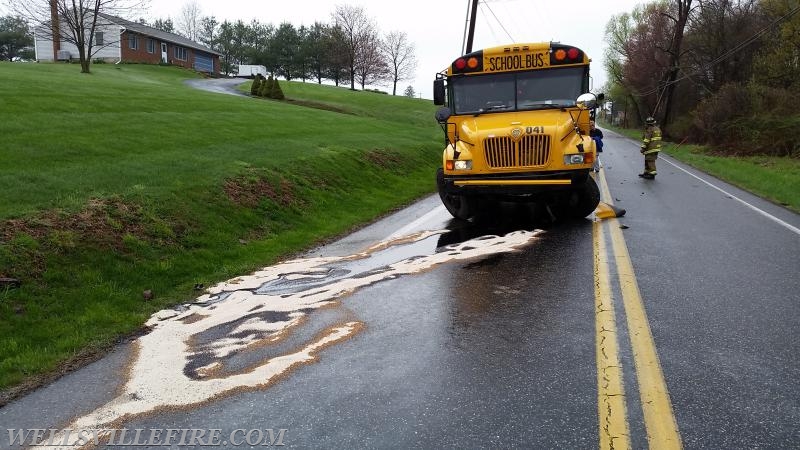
[161,43,168,63]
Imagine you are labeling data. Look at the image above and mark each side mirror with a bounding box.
[435,107,452,124]
[433,79,445,105]
[597,93,605,103]
[576,93,597,109]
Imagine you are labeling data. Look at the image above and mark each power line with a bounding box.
[461,0,518,53]
[497,0,526,44]
[481,1,515,42]
[478,3,501,44]
[482,0,525,44]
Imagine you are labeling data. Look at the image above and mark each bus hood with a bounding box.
[458,110,587,144]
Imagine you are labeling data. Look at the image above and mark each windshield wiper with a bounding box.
[530,104,570,110]
[473,104,509,117]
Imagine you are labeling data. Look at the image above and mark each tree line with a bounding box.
[150,3,417,95]
[0,15,33,61]
[604,0,799,156]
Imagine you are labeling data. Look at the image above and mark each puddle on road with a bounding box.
[44,229,542,448]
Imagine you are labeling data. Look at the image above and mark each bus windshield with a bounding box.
[450,67,586,115]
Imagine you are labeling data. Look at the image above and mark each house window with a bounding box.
[95,32,103,46]
[174,46,187,61]
[147,39,155,54]
[128,35,138,50]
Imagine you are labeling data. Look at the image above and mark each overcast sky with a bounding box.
[5,0,648,97]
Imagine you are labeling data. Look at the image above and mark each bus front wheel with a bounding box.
[436,168,475,220]
[555,176,600,219]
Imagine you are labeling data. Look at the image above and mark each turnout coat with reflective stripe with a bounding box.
[641,125,662,154]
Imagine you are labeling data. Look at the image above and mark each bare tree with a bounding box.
[354,26,387,89]
[383,30,416,95]
[323,23,349,86]
[332,4,375,90]
[6,0,146,73]
[176,0,200,41]
[607,3,675,125]
[686,0,764,91]
[655,0,694,130]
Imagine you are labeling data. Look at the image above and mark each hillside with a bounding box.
[0,62,441,395]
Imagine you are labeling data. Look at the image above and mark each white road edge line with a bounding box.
[661,157,800,236]
[387,205,447,240]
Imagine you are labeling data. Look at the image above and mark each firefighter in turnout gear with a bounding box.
[639,117,662,179]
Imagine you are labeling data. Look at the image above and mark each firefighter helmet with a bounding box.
[645,116,656,125]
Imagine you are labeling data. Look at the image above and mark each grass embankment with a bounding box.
[603,122,799,213]
[0,62,441,395]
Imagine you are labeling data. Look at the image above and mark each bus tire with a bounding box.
[437,168,475,220]
[558,176,600,219]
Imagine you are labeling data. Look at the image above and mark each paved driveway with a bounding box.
[184,77,249,96]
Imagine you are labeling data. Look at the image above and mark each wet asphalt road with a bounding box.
[1,130,798,449]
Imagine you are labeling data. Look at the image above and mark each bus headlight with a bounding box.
[564,154,585,165]
[450,160,472,170]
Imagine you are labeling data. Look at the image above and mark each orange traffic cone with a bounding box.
[594,202,626,219]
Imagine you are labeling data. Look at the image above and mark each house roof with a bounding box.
[99,13,222,56]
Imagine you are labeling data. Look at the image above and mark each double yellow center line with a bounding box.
[593,168,683,449]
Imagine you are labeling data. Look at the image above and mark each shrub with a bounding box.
[250,75,262,96]
[269,78,285,100]
[691,82,799,156]
[259,75,273,97]
[667,114,694,141]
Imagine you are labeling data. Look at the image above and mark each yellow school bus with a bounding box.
[432,42,602,220]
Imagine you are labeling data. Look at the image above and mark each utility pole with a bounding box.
[464,0,479,54]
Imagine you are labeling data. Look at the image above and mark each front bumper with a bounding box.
[440,170,591,196]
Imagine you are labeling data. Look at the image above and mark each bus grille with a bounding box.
[484,135,551,168]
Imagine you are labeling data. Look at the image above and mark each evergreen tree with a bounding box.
[199,16,219,50]
[0,16,33,61]
[152,18,175,33]
[273,22,299,81]
[250,75,262,95]
[270,78,285,100]
[259,75,274,97]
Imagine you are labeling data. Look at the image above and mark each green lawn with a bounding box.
[601,121,799,213]
[241,79,434,127]
[0,62,441,394]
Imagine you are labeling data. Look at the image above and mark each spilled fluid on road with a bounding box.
[43,229,541,448]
